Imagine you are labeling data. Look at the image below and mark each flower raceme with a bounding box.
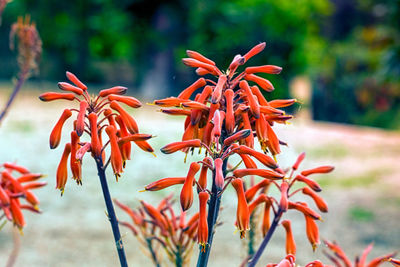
[146,43,301,260]
[39,72,154,195]
[114,196,200,266]
[0,162,45,230]
[323,241,398,267]
[154,42,296,157]
[240,152,333,253]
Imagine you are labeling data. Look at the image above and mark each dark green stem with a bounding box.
[95,157,128,267]
[146,238,160,267]
[175,245,183,267]
[0,71,27,125]
[196,157,227,267]
[247,208,283,267]
[248,214,256,257]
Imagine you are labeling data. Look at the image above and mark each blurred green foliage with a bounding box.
[0,0,399,128]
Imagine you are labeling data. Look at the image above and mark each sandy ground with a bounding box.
[0,86,399,267]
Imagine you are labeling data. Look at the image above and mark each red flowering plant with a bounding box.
[115,195,201,266]
[141,42,335,266]
[0,162,46,231]
[259,242,399,267]
[39,72,154,267]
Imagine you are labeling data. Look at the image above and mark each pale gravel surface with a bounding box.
[0,86,399,266]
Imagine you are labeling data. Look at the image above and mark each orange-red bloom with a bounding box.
[282,220,296,255]
[231,178,250,238]
[49,109,72,149]
[56,143,71,194]
[198,191,209,251]
[144,177,186,191]
[180,162,200,211]
[161,139,202,154]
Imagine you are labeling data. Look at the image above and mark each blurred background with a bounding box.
[0,0,399,266]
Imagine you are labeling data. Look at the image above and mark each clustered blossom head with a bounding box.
[240,152,333,252]
[0,162,46,230]
[264,254,325,267]
[9,15,42,77]
[323,240,398,267]
[39,72,154,195]
[147,43,304,250]
[115,196,199,265]
[154,42,295,158]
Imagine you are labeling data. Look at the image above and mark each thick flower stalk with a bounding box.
[247,153,333,267]
[0,162,46,231]
[0,15,42,124]
[150,43,298,266]
[39,72,154,267]
[115,196,200,267]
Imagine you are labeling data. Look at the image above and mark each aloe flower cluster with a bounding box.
[115,196,200,266]
[39,72,154,195]
[264,244,399,267]
[323,241,398,267]
[0,162,45,230]
[242,153,333,257]
[146,42,317,266]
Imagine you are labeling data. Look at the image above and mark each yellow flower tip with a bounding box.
[60,188,65,197]
[312,243,317,252]
[273,155,277,162]
[150,152,156,158]
[184,153,188,163]
[33,205,39,211]
[18,227,24,236]
[200,242,208,252]
[146,102,156,106]
[115,173,121,182]
[138,189,146,193]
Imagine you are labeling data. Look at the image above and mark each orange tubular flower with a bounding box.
[198,157,212,190]
[99,86,127,97]
[245,74,274,92]
[178,78,207,100]
[88,113,102,159]
[302,187,328,212]
[38,92,75,102]
[281,220,296,255]
[186,50,216,66]
[224,89,235,134]
[211,75,227,104]
[240,80,260,118]
[144,177,186,191]
[105,125,124,179]
[301,166,335,176]
[49,109,72,149]
[214,158,224,190]
[70,131,82,184]
[58,82,84,95]
[305,214,319,251]
[108,94,142,108]
[198,191,209,251]
[223,130,251,147]
[180,162,200,211]
[56,143,71,195]
[248,194,269,215]
[243,42,266,62]
[160,139,202,154]
[233,168,284,180]
[295,174,322,192]
[231,178,250,238]
[245,65,282,74]
[279,181,289,212]
[110,101,138,134]
[233,145,278,169]
[245,179,270,202]
[10,198,25,229]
